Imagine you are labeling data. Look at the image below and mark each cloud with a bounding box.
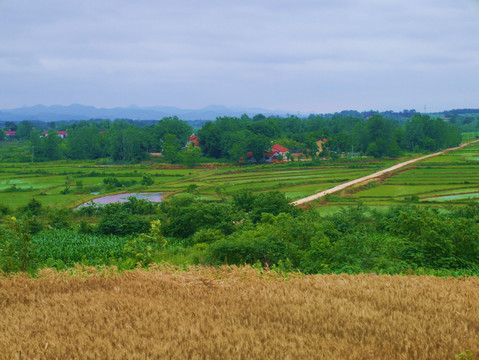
[1,0,479,111]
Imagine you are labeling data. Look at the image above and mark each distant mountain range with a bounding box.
[1,104,477,123]
[0,104,293,122]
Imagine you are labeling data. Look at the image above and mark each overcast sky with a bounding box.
[1,0,479,113]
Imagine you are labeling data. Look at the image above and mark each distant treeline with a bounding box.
[1,113,463,163]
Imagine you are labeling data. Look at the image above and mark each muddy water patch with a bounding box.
[79,192,162,207]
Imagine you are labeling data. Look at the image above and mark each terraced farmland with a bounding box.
[0,157,401,209]
[337,141,479,208]
[2,140,476,211]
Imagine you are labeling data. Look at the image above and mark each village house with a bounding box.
[187,135,200,147]
[271,144,289,158]
[247,144,290,163]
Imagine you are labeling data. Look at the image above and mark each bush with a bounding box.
[141,174,154,186]
[122,220,166,267]
[97,210,150,236]
[160,197,236,238]
[0,203,10,215]
[0,216,38,272]
[46,208,72,229]
[18,198,43,216]
[206,231,296,267]
[233,191,299,223]
[191,228,225,245]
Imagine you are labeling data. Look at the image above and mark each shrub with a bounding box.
[0,203,10,215]
[141,174,154,186]
[206,231,296,267]
[191,228,225,245]
[161,197,236,238]
[18,198,43,216]
[122,220,166,267]
[97,210,150,236]
[0,216,38,272]
[233,190,299,223]
[46,208,72,229]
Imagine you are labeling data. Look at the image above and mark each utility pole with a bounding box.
[31,145,34,163]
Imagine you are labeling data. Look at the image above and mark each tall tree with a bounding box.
[16,121,34,140]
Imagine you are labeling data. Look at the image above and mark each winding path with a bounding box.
[292,140,479,206]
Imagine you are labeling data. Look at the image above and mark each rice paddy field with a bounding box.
[1,139,478,211]
[0,266,477,360]
[322,140,479,211]
[0,150,400,209]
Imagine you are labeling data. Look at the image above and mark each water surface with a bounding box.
[79,192,162,207]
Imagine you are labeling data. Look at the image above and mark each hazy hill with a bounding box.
[0,104,291,122]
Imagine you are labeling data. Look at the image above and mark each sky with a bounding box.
[1,0,479,113]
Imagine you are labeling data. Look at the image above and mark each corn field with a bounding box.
[0,266,478,359]
[33,229,130,267]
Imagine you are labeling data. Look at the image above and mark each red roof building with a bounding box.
[188,135,200,147]
[4,131,16,136]
[272,144,289,153]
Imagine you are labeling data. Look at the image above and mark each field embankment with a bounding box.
[0,266,477,359]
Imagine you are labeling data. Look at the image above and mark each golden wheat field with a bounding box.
[0,266,478,360]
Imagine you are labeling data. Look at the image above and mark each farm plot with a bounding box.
[0,161,197,209]
[0,267,477,360]
[341,141,479,207]
[0,158,400,209]
[166,162,398,202]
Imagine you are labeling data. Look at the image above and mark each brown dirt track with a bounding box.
[0,266,478,359]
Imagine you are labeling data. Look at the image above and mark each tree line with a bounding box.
[1,113,462,162]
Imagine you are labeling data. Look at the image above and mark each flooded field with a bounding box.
[80,192,162,207]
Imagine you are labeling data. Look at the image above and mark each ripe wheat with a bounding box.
[0,265,477,359]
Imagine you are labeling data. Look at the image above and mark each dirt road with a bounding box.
[292,139,479,206]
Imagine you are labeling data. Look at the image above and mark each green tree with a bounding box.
[67,124,103,159]
[106,121,146,162]
[43,131,63,160]
[179,144,202,167]
[141,174,154,186]
[151,117,192,153]
[16,121,34,140]
[162,134,181,163]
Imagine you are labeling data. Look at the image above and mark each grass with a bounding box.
[0,266,477,360]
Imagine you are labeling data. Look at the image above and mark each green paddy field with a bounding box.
[0,140,478,211]
[333,140,479,209]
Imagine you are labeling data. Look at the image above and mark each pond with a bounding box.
[78,192,163,207]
